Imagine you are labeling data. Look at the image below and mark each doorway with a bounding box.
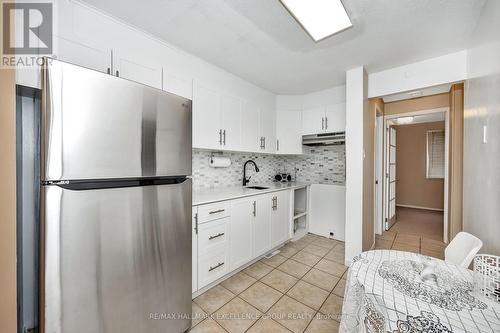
[382,107,449,243]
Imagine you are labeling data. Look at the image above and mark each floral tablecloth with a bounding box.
[340,250,500,333]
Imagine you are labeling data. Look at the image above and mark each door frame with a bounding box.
[381,107,450,243]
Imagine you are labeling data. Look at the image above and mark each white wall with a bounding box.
[276,85,345,110]
[344,67,366,264]
[18,0,276,111]
[368,50,468,98]
[463,0,500,255]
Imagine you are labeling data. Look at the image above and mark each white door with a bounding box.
[260,108,276,153]
[220,95,242,151]
[112,48,162,89]
[55,36,112,74]
[193,82,222,150]
[276,110,303,154]
[325,103,346,132]
[386,126,397,230]
[230,199,253,270]
[192,207,198,293]
[252,196,272,257]
[271,191,290,246]
[240,100,261,152]
[302,107,326,135]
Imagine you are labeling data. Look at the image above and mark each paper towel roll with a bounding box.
[209,156,232,168]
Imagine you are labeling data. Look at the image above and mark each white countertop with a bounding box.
[193,182,311,206]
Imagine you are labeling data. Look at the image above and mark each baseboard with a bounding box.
[396,204,444,212]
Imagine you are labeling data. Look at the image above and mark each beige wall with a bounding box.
[448,83,464,240]
[0,68,17,330]
[363,98,383,250]
[385,93,450,115]
[395,121,445,210]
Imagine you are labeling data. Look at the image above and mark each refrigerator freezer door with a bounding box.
[42,179,192,333]
[42,59,192,181]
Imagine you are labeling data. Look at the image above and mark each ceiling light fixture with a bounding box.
[279,0,352,42]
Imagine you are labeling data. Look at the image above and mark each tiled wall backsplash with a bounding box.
[192,146,345,189]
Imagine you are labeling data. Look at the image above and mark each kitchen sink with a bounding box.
[246,186,269,190]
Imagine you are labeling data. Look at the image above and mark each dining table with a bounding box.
[339,250,500,333]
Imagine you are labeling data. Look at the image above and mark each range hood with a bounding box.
[302,132,345,146]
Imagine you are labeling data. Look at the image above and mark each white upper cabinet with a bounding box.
[220,94,242,151]
[55,36,112,74]
[240,100,261,152]
[112,48,163,89]
[325,103,346,132]
[276,110,303,155]
[259,108,276,154]
[193,81,223,150]
[302,103,345,134]
[302,107,327,135]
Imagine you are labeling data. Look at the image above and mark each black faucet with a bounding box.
[242,160,259,186]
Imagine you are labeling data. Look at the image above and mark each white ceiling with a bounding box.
[81,0,486,94]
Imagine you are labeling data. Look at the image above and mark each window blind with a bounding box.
[426,130,445,178]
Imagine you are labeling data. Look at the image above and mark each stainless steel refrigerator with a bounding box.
[40,59,192,333]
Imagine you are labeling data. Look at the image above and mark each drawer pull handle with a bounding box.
[209,209,225,215]
[208,262,224,272]
[208,232,225,240]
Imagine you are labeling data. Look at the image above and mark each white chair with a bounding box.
[445,232,483,268]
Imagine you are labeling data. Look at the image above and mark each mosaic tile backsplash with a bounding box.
[192,146,345,189]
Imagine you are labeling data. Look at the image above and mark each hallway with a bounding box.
[390,207,443,241]
[376,207,446,260]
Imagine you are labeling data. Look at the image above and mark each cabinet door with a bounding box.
[252,196,272,257]
[325,103,346,132]
[192,207,198,293]
[230,199,253,270]
[163,70,192,99]
[302,107,326,135]
[55,36,112,74]
[220,94,242,151]
[271,191,291,246]
[193,81,222,150]
[112,48,162,89]
[240,100,261,152]
[276,110,303,155]
[260,108,276,153]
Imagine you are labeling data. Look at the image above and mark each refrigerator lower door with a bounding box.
[42,179,192,333]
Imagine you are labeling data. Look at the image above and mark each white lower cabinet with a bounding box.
[198,247,230,289]
[229,199,254,270]
[252,196,272,257]
[192,207,198,293]
[271,190,291,246]
[193,190,293,293]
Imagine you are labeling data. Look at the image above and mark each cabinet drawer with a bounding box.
[198,248,229,288]
[198,218,229,256]
[198,202,230,223]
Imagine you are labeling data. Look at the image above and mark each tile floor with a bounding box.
[375,229,447,259]
[190,231,446,333]
[190,234,347,333]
